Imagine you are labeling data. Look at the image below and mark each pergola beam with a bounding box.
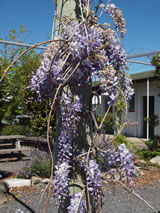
[0,39,46,50]
[126,59,151,66]
[126,50,160,59]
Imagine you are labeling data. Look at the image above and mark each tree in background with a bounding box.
[0,26,55,136]
[151,54,160,78]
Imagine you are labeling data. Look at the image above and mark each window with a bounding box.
[128,94,135,112]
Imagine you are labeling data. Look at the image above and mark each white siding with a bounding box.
[100,78,160,138]
[126,79,160,138]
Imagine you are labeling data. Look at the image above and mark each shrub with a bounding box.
[0,124,32,136]
[96,112,113,134]
[15,149,51,179]
[114,135,137,152]
[145,136,160,151]
[136,150,160,161]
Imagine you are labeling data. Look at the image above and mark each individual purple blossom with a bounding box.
[86,160,103,205]
[67,192,85,213]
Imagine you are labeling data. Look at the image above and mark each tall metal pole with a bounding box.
[147,78,150,140]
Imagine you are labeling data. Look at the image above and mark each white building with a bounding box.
[97,70,160,139]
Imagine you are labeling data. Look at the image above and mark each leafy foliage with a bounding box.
[136,150,160,161]
[0,26,56,136]
[151,54,160,78]
[96,112,113,133]
[0,124,31,136]
[15,150,51,179]
[114,135,137,152]
[145,136,160,151]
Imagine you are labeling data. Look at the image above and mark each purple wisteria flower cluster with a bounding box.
[100,1,126,37]
[29,0,134,210]
[53,162,71,204]
[53,93,82,203]
[106,143,134,186]
[87,160,103,204]
[67,192,85,213]
[120,72,134,101]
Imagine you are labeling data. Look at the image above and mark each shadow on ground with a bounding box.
[0,170,12,179]
[0,153,29,163]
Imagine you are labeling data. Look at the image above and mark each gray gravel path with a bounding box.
[0,182,160,213]
[1,151,160,213]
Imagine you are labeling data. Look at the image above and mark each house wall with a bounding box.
[125,79,160,138]
[100,78,160,138]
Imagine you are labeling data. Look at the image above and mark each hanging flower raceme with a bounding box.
[53,93,82,203]
[104,29,127,70]
[67,192,86,213]
[100,1,126,37]
[117,144,134,185]
[86,160,103,205]
[106,143,134,186]
[120,71,134,101]
[53,162,71,204]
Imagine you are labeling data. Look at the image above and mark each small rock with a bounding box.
[150,156,160,166]
[0,183,8,205]
[3,178,31,188]
[31,176,42,186]
[0,182,8,194]
[41,178,51,184]
[0,193,7,205]
[134,166,144,177]
[134,159,147,167]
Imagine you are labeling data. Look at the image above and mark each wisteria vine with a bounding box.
[29,0,135,212]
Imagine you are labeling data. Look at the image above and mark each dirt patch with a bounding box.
[134,167,160,186]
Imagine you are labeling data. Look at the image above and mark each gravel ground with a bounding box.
[1,151,160,213]
[0,182,160,213]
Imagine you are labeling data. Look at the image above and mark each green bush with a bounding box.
[15,150,51,179]
[136,150,160,161]
[114,135,137,152]
[0,124,32,136]
[145,136,160,151]
[96,112,113,134]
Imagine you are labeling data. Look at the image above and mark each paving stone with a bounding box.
[134,166,144,177]
[3,178,31,188]
[150,156,160,166]
[31,176,42,186]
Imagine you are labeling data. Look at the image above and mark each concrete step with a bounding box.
[3,178,31,189]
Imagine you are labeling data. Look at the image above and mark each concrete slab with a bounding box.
[3,178,31,188]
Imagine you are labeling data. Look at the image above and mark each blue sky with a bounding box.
[0,0,160,74]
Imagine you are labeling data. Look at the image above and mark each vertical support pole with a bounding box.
[54,1,93,212]
[147,78,150,140]
[15,138,21,149]
[135,81,137,137]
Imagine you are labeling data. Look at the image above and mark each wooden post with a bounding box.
[54,0,94,211]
